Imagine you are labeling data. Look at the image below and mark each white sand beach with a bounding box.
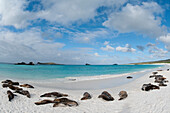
[0,64,170,113]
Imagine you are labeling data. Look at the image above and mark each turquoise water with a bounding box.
[0,64,161,80]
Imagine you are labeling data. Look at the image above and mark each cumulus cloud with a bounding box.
[73,29,110,43]
[116,44,136,52]
[104,41,109,45]
[159,33,170,51]
[103,2,166,37]
[0,0,127,28]
[0,29,65,62]
[94,53,100,57]
[136,45,145,51]
[101,45,114,52]
[147,42,168,58]
[0,0,36,28]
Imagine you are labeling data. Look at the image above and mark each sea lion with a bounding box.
[98,91,114,101]
[159,82,167,87]
[154,76,166,83]
[7,90,16,101]
[2,80,19,85]
[35,99,54,105]
[157,70,163,71]
[81,92,92,100]
[118,91,128,100]
[152,72,158,75]
[15,90,31,98]
[20,84,34,88]
[141,83,160,91]
[126,76,133,79]
[40,92,68,98]
[53,98,78,107]
[2,84,23,90]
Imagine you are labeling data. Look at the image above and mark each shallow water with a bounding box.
[0,64,161,80]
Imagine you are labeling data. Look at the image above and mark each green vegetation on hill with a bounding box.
[131,59,170,65]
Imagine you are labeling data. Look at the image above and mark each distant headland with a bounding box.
[14,62,64,65]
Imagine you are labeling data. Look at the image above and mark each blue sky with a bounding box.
[0,0,169,64]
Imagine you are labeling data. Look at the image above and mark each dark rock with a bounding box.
[98,91,114,101]
[141,83,160,91]
[20,84,34,88]
[127,76,133,79]
[85,63,90,65]
[118,91,128,100]
[53,98,78,107]
[167,69,169,71]
[15,90,31,98]
[15,62,26,65]
[40,92,68,98]
[28,62,34,65]
[35,99,54,105]
[81,92,92,100]
[113,64,118,65]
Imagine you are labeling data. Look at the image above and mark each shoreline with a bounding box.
[0,64,170,113]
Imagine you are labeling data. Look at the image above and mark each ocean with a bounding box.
[0,64,162,80]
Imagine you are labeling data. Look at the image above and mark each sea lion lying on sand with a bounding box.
[14,90,31,98]
[2,80,19,85]
[40,92,68,98]
[126,76,133,79]
[20,84,34,88]
[53,98,78,107]
[118,91,128,100]
[2,84,23,90]
[159,82,167,86]
[81,92,92,100]
[152,72,158,75]
[154,76,166,83]
[157,70,163,71]
[98,91,114,101]
[141,83,160,91]
[7,90,17,101]
[35,99,54,105]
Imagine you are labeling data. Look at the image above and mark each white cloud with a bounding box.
[0,0,127,28]
[0,0,36,28]
[94,52,100,57]
[0,29,65,62]
[103,2,165,37]
[73,29,110,43]
[147,42,168,58]
[101,45,114,52]
[158,33,170,51]
[104,41,109,45]
[116,44,136,52]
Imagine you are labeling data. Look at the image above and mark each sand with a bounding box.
[0,64,169,113]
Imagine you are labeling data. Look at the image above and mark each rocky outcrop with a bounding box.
[15,62,34,65]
